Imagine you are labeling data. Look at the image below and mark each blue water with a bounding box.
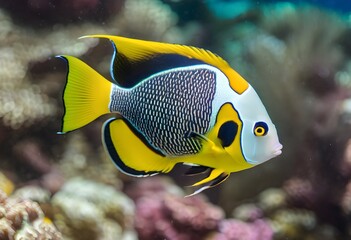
[205,0,351,20]
[268,0,351,11]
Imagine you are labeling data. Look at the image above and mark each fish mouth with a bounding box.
[273,144,283,157]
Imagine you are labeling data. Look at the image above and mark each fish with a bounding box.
[57,35,282,195]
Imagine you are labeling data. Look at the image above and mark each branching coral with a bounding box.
[128,177,275,240]
[0,190,62,239]
[126,177,224,240]
[135,194,224,240]
[52,178,136,240]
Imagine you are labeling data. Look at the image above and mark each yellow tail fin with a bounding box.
[58,55,112,133]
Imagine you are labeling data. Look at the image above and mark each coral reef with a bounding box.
[230,188,341,240]
[12,185,51,205]
[135,194,223,240]
[0,1,200,237]
[52,177,136,240]
[0,7,98,131]
[128,177,223,240]
[1,1,351,239]
[0,189,62,239]
[0,0,188,191]
[208,219,273,240]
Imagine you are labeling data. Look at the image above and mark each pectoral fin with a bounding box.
[102,118,176,177]
[188,131,224,156]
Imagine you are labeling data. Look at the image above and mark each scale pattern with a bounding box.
[109,67,216,156]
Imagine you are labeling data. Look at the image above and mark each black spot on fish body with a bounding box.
[218,121,238,148]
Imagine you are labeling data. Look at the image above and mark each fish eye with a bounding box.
[253,122,268,137]
[218,121,238,147]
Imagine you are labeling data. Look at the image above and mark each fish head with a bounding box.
[207,84,281,172]
[231,85,282,165]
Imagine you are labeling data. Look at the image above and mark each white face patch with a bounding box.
[210,68,282,165]
[234,87,282,164]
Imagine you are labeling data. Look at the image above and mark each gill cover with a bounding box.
[203,103,253,172]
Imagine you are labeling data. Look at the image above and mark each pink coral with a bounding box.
[209,219,273,240]
[135,194,224,240]
[283,177,316,209]
[130,177,224,240]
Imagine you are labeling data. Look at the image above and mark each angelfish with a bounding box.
[58,35,282,195]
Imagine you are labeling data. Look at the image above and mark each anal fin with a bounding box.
[191,168,223,187]
[102,118,175,177]
[186,169,230,197]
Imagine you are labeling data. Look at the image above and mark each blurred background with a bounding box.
[0,0,351,239]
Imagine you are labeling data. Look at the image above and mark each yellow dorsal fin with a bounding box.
[80,35,249,94]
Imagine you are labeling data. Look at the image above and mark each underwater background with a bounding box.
[0,0,351,239]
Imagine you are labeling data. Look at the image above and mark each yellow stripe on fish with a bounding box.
[81,35,249,94]
[58,35,282,195]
